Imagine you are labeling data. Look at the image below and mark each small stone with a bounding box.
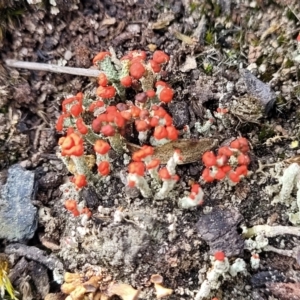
[64,50,73,60]
[0,164,37,241]
[196,207,244,257]
[179,55,197,73]
[124,185,140,198]
[126,24,141,34]
[168,102,190,129]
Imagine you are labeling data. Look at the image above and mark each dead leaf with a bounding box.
[179,55,197,72]
[173,30,195,45]
[151,13,175,30]
[126,138,218,164]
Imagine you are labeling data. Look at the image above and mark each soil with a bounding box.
[1,0,300,300]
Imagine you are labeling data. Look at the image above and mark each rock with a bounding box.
[251,270,286,288]
[196,207,244,257]
[29,261,50,298]
[64,50,73,60]
[168,102,190,129]
[179,55,197,73]
[0,164,37,241]
[240,69,276,113]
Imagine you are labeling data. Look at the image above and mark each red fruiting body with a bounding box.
[98,161,110,176]
[153,125,168,140]
[221,165,232,173]
[202,151,217,167]
[149,59,161,73]
[128,162,145,176]
[65,199,80,217]
[146,159,160,170]
[135,120,148,132]
[141,145,154,156]
[74,174,87,189]
[88,100,104,112]
[128,180,135,187]
[81,207,92,218]
[140,109,150,119]
[129,62,145,79]
[101,124,115,136]
[214,169,226,180]
[230,137,249,153]
[98,73,108,87]
[120,111,132,120]
[96,86,116,98]
[191,183,200,194]
[59,133,84,156]
[202,168,215,183]
[92,117,102,133]
[120,75,132,87]
[106,106,117,113]
[237,153,250,165]
[164,114,173,126]
[228,171,240,183]
[93,51,111,64]
[166,125,178,141]
[152,106,167,117]
[153,50,170,64]
[158,167,171,180]
[132,145,154,162]
[218,146,233,157]
[94,140,111,155]
[65,199,77,211]
[159,87,174,103]
[130,106,141,118]
[149,117,159,127]
[214,251,225,261]
[235,165,248,176]
[76,118,88,134]
[146,90,156,98]
[70,103,82,117]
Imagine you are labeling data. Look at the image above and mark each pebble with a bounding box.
[126,24,141,34]
[0,164,37,241]
[64,50,73,60]
[169,102,190,129]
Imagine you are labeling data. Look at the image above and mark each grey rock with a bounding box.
[196,207,244,257]
[240,69,276,113]
[0,164,37,241]
[169,102,190,129]
[29,261,50,298]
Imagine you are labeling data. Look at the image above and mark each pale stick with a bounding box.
[5,59,101,77]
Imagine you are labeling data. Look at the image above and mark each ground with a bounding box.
[1,0,300,299]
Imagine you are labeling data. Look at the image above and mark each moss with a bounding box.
[203,62,213,75]
[258,126,276,143]
[205,30,214,45]
[284,58,294,68]
[213,3,221,17]
[277,34,286,46]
